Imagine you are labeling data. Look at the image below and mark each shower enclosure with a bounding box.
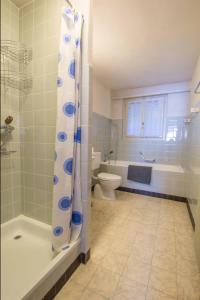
[1,0,91,299]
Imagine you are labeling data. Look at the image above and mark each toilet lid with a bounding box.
[97,172,121,181]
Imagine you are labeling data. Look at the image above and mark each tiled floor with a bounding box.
[55,191,200,300]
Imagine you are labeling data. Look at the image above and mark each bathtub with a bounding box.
[101,160,185,198]
[1,215,81,300]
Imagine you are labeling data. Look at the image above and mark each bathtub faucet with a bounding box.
[139,151,156,163]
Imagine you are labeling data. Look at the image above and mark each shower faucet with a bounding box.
[0,116,14,130]
[139,151,156,163]
[1,116,15,155]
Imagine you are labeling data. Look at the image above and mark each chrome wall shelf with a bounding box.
[1,70,32,92]
[1,40,32,93]
[1,40,32,64]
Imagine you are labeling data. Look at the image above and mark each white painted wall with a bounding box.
[167,92,190,117]
[93,74,112,118]
[111,99,123,120]
[111,82,190,120]
[111,81,190,99]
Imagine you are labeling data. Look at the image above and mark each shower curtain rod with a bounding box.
[66,0,73,8]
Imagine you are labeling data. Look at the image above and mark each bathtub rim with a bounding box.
[101,160,185,173]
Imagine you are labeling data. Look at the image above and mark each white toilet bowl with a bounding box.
[95,172,122,200]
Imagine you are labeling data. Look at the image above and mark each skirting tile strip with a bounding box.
[186,199,195,231]
[43,250,90,300]
[117,186,187,202]
[80,249,91,264]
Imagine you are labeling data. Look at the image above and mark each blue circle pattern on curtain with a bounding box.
[58,196,72,211]
[63,34,71,43]
[64,8,72,15]
[53,175,59,185]
[72,211,83,225]
[63,102,76,117]
[57,77,63,87]
[63,158,73,175]
[57,131,67,142]
[54,151,57,161]
[75,38,80,48]
[53,226,63,236]
[69,59,75,79]
[52,7,83,251]
[74,127,81,143]
[74,14,79,23]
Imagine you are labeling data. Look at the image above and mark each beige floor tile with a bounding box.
[90,248,108,264]
[81,289,108,300]
[155,237,176,256]
[88,266,120,298]
[152,251,176,272]
[55,193,199,300]
[70,261,98,287]
[149,266,177,298]
[134,232,156,249]
[159,214,174,224]
[122,256,151,285]
[176,242,197,262]
[55,281,85,300]
[137,223,158,235]
[157,229,176,240]
[177,255,200,277]
[101,250,128,274]
[175,234,194,247]
[146,288,177,300]
[158,221,175,232]
[109,238,134,256]
[177,274,200,300]
[130,244,154,264]
[175,225,194,239]
[113,276,147,300]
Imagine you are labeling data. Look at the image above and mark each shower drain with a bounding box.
[14,235,22,240]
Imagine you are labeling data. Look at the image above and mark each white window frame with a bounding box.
[124,95,166,139]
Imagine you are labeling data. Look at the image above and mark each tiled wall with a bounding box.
[92,112,112,160]
[19,0,59,224]
[0,0,91,228]
[183,57,200,267]
[112,116,186,165]
[184,113,200,219]
[1,0,22,223]
[184,108,200,269]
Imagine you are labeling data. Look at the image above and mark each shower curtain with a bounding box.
[52,7,83,252]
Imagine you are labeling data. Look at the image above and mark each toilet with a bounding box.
[96,172,122,200]
[92,151,122,200]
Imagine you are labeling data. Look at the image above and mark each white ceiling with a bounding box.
[93,0,200,90]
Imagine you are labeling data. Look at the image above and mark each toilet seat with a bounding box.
[97,172,121,181]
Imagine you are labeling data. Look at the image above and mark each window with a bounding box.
[125,95,166,138]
